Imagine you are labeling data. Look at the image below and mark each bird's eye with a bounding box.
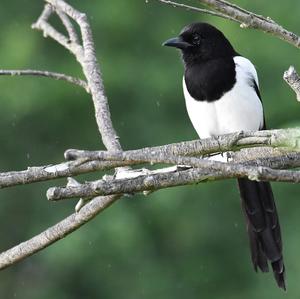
[192,34,201,45]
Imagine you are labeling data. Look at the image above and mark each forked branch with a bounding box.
[0,0,123,270]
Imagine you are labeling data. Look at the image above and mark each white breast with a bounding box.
[183,56,264,139]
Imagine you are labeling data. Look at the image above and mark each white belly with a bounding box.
[183,56,264,139]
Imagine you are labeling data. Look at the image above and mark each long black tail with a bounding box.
[237,178,285,290]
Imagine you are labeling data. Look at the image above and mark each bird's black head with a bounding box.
[163,22,237,66]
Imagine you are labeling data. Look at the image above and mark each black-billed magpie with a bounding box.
[163,22,285,290]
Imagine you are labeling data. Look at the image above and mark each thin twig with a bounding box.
[32,4,84,59]
[0,70,89,92]
[36,3,53,22]
[55,10,79,44]
[154,0,300,48]
[202,0,274,23]
[153,0,238,23]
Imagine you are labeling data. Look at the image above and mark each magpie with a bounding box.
[163,22,285,290]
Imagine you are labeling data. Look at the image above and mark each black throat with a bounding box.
[184,56,237,102]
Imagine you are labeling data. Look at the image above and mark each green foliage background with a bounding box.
[0,0,300,298]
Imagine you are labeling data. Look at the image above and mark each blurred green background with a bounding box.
[0,0,300,298]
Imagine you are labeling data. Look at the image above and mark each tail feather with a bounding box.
[272,261,286,290]
[248,228,268,272]
[237,178,285,290]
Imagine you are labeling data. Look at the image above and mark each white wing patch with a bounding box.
[183,56,264,139]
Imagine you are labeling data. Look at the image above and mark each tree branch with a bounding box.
[0,160,129,189]
[1,146,299,268]
[55,9,79,44]
[0,69,89,92]
[0,0,126,268]
[154,0,300,48]
[1,129,299,189]
[153,0,238,23]
[47,152,300,201]
[64,128,300,162]
[32,4,83,57]
[229,147,300,169]
[199,0,300,48]
[39,0,122,151]
[6,0,124,270]
[0,194,120,270]
[283,66,300,101]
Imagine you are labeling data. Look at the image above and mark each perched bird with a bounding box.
[163,22,285,289]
